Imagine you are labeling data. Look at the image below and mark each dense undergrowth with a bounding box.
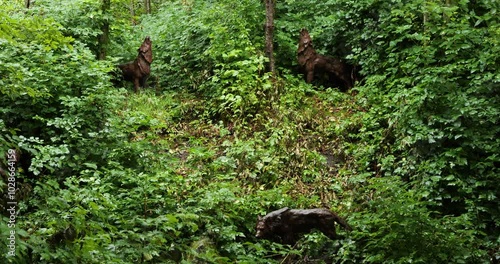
[1,0,499,263]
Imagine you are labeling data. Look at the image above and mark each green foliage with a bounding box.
[142,0,278,120]
[340,0,500,232]
[1,0,499,263]
[326,0,500,261]
[0,10,129,179]
[32,0,104,53]
[339,177,487,263]
[0,8,139,261]
[0,14,72,99]
[275,0,499,261]
[31,0,138,59]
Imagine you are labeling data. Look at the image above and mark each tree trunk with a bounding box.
[97,0,111,60]
[144,0,151,14]
[130,0,136,25]
[25,0,31,8]
[264,0,275,75]
[444,0,453,23]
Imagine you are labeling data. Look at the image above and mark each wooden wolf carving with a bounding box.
[297,28,358,91]
[117,36,153,92]
[255,207,352,244]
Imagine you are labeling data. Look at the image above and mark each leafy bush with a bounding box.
[2,0,499,263]
[278,0,499,260]
[32,0,138,59]
[328,0,500,260]
[0,8,140,261]
[339,177,486,263]
[142,0,278,120]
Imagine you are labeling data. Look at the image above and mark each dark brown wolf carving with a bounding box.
[297,28,357,91]
[117,36,153,92]
[255,207,352,245]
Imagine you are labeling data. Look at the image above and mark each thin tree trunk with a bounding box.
[423,0,428,27]
[130,0,136,25]
[265,0,275,75]
[144,0,151,14]
[444,0,453,23]
[25,0,31,8]
[97,0,111,60]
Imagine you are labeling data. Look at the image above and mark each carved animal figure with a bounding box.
[297,28,357,91]
[255,207,352,244]
[117,36,153,92]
